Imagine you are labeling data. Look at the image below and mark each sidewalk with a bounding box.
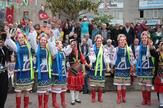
[5,91,159,108]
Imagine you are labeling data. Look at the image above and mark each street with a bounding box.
[5,91,158,108]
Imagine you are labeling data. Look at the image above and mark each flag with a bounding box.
[38,10,49,20]
[6,5,14,24]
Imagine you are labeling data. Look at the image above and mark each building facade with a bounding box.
[98,0,163,25]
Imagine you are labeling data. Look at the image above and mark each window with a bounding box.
[144,9,159,18]
[153,9,158,18]
[140,10,144,18]
[111,10,123,19]
[158,9,163,18]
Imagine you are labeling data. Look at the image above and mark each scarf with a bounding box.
[94,45,103,77]
[56,52,63,81]
[37,43,52,80]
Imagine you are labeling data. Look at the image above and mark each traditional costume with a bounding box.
[67,39,85,105]
[29,32,51,108]
[112,34,135,104]
[136,31,154,105]
[5,30,34,108]
[48,38,70,108]
[103,39,115,76]
[88,35,109,103]
[150,42,163,108]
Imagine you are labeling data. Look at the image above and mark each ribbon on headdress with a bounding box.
[25,40,34,80]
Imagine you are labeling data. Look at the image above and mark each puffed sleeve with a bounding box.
[88,47,96,64]
[28,30,37,51]
[4,35,17,52]
[47,37,58,57]
[103,47,110,64]
[63,45,72,56]
[112,47,117,66]
[128,47,136,66]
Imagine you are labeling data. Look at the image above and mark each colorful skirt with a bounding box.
[36,72,51,93]
[67,70,84,91]
[154,67,163,93]
[14,70,34,92]
[51,73,67,93]
[137,68,153,86]
[114,68,131,86]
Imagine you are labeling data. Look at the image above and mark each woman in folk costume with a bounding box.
[67,39,85,105]
[112,34,135,104]
[136,31,154,105]
[48,38,70,108]
[150,41,163,108]
[88,34,110,103]
[5,28,34,108]
[29,32,52,108]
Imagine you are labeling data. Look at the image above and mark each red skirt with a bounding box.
[154,75,163,93]
[67,70,84,91]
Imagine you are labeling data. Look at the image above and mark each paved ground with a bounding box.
[5,91,159,108]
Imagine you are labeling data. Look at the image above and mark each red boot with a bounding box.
[16,96,21,108]
[141,90,147,105]
[38,95,43,108]
[146,91,151,105]
[117,90,121,104]
[24,96,29,108]
[98,87,103,103]
[60,92,66,108]
[91,88,96,103]
[121,89,126,103]
[52,93,59,108]
[44,94,49,108]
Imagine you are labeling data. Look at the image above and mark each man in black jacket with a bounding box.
[0,22,12,108]
[122,22,135,46]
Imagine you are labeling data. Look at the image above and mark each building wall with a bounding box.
[98,0,163,25]
[123,0,139,23]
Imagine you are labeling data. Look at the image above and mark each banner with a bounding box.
[6,5,14,24]
[39,10,49,20]
[38,5,49,20]
[139,0,163,9]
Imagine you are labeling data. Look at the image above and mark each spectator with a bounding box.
[85,34,93,47]
[152,25,163,48]
[81,38,90,94]
[110,24,122,47]
[122,22,135,46]
[80,16,90,40]
[100,23,110,45]
[91,24,100,43]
